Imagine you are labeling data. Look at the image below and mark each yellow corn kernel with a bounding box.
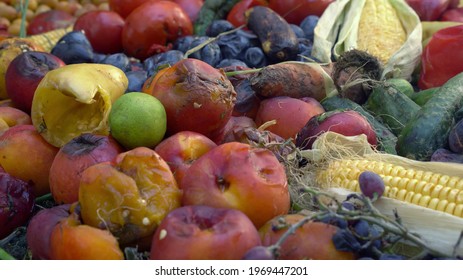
[448,189,460,203]
[396,189,407,201]
[411,193,423,205]
[421,183,434,196]
[26,26,73,52]
[404,191,415,203]
[445,203,456,215]
[455,190,463,204]
[414,181,427,194]
[389,187,399,199]
[454,204,463,217]
[428,198,440,210]
[447,176,460,189]
[406,179,418,192]
[397,178,409,189]
[430,185,443,199]
[357,0,406,63]
[436,200,449,212]
[438,175,450,187]
[418,195,431,207]
[439,187,451,201]
[456,180,463,190]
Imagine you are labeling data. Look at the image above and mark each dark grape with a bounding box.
[217,33,252,60]
[173,35,195,53]
[51,31,94,64]
[206,20,235,37]
[188,36,222,67]
[143,50,184,77]
[358,171,385,201]
[101,53,130,72]
[215,59,248,69]
[300,15,319,41]
[242,246,275,260]
[353,219,381,249]
[290,24,306,38]
[341,201,356,211]
[93,53,107,63]
[244,47,267,68]
[125,70,148,93]
[317,214,348,229]
[332,228,362,253]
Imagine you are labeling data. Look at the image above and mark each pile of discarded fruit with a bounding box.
[0,0,463,260]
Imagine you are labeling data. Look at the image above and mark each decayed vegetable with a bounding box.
[245,6,299,63]
[31,63,128,147]
[397,72,463,161]
[249,61,336,101]
[312,0,422,80]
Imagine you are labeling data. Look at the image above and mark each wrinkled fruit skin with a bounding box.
[150,205,262,260]
[49,133,124,204]
[50,212,124,260]
[26,204,71,260]
[259,214,355,260]
[79,147,182,246]
[0,172,35,239]
[147,58,236,143]
[181,142,290,228]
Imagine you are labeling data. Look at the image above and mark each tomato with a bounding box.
[108,0,153,18]
[418,25,463,90]
[74,11,125,54]
[440,8,463,22]
[172,0,204,22]
[122,1,193,60]
[27,10,74,35]
[227,0,268,27]
[405,0,452,21]
[268,0,334,25]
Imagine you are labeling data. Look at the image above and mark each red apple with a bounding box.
[0,106,32,136]
[73,10,125,54]
[26,204,71,260]
[0,124,59,196]
[220,116,257,143]
[27,10,75,35]
[148,58,236,142]
[150,205,262,260]
[5,51,65,113]
[154,131,217,185]
[255,96,325,141]
[259,214,355,260]
[295,110,377,150]
[181,142,290,228]
[0,172,35,240]
[49,133,124,204]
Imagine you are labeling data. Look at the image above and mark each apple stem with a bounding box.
[0,247,15,260]
[19,0,30,38]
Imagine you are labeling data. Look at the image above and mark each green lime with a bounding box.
[109,92,167,149]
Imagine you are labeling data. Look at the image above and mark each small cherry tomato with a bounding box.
[122,1,193,60]
[74,10,125,54]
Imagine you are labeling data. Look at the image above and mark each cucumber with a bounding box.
[386,78,415,98]
[364,83,420,136]
[321,96,397,154]
[397,72,463,161]
[405,87,439,106]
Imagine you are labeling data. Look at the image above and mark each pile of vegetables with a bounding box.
[1,0,463,261]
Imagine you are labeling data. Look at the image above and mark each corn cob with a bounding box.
[357,0,407,63]
[26,26,73,52]
[316,159,463,218]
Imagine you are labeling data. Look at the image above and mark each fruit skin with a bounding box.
[181,142,290,228]
[172,0,204,22]
[0,172,35,240]
[79,147,182,246]
[148,58,236,143]
[109,0,153,18]
[122,0,193,60]
[0,125,59,196]
[109,92,167,149]
[268,0,334,25]
[50,211,124,260]
[26,204,71,260]
[227,0,268,27]
[27,10,74,35]
[73,10,125,54]
[255,96,325,141]
[49,133,124,204]
[0,106,32,136]
[259,214,355,260]
[5,51,65,114]
[150,205,262,260]
[154,131,217,185]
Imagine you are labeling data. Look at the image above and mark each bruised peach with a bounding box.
[0,106,32,136]
[49,133,124,204]
[79,147,182,245]
[50,212,124,260]
[259,214,355,260]
[0,125,59,196]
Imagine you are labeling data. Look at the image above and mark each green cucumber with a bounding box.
[397,72,463,161]
[386,78,415,98]
[321,96,397,154]
[406,87,439,106]
[364,83,420,136]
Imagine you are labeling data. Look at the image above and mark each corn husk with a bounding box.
[301,132,463,256]
[312,0,422,80]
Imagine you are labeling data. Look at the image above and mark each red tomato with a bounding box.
[108,0,154,18]
[122,1,193,60]
[227,0,268,27]
[172,0,204,22]
[405,0,452,21]
[440,8,463,22]
[27,10,74,35]
[74,11,125,54]
[419,25,463,90]
[268,0,334,25]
